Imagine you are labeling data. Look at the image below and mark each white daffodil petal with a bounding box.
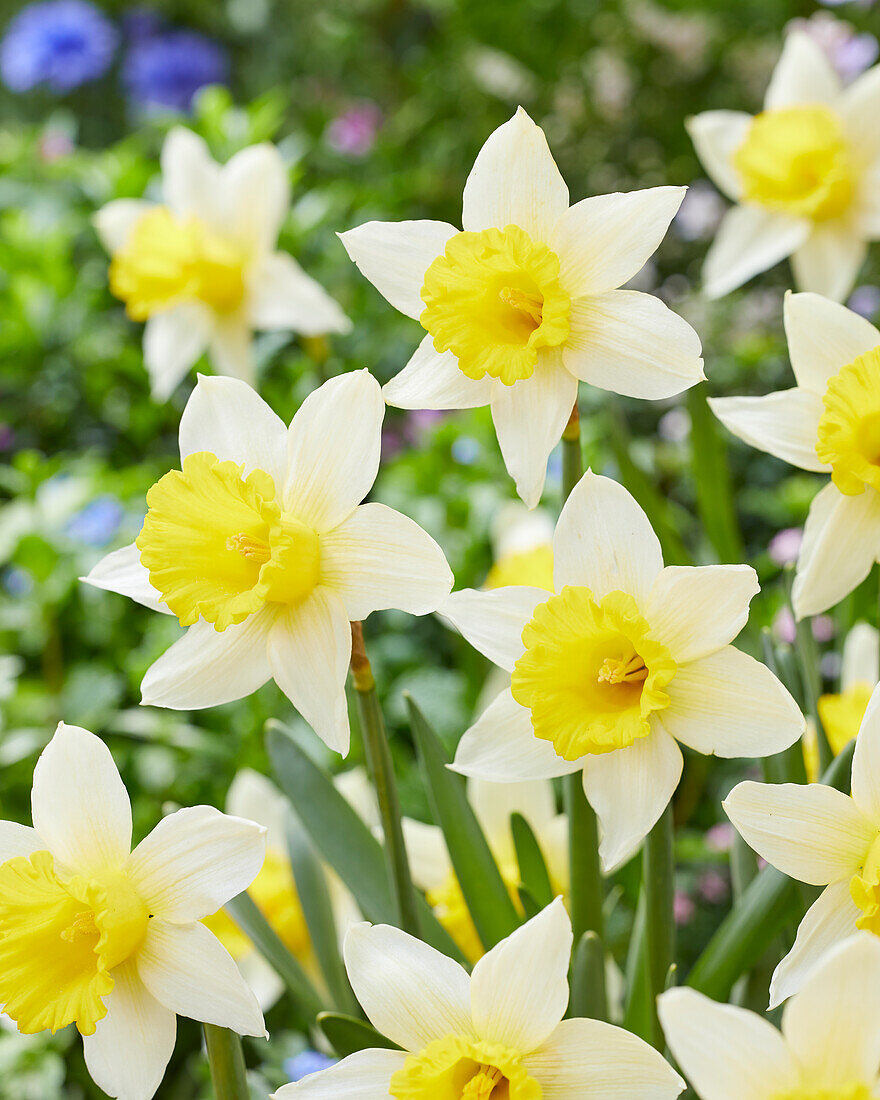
[685,112,752,200]
[552,187,685,297]
[143,306,211,402]
[161,127,219,219]
[32,723,132,875]
[842,623,880,692]
[723,781,872,885]
[708,389,826,471]
[769,880,861,1009]
[462,106,569,240]
[338,219,458,320]
[841,66,880,158]
[658,987,800,1100]
[553,470,663,603]
[792,483,880,619]
[218,142,289,255]
[564,290,704,400]
[267,590,352,755]
[178,374,289,482]
[469,776,557,848]
[402,818,450,892]
[783,291,880,396]
[320,502,452,620]
[791,226,867,303]
[140,613,274,710]
[82,963,176,1100]
[226,769,288,848]
[284,369,383,530]
[764,31,841,110]
[93,199,153,253]
[452,688,583,782]
[782,933,880,1088]
[136,920,265,1036]
[383,333,493,410]
[248,252,351,336]
[582,725,683,873]
[850,684,880,825]
[207,314,255,386]
[524,1016,685,1100]
[662,647,804,758]
[343,921,473,1051]
[0,821,41,862]
[127,805,266,922]
[646,565,758,663]
[491,352,577,509]
[471,898,571,1053]
[82,542,171,615]
[273,1049,408,1098]
[441,586,546,671]
[703,205,809,299]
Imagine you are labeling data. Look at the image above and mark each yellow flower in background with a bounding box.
[484,503,555,592]
[688,31,880,300]
[94,128,350,399]
[0,723,266,1100]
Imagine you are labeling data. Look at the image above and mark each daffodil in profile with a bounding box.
[94,127,350,399]
[659,934,880,1100]
[273,897,683,1100]
[0,722,267,1100]
[725,682,880,1007]
[340,107,704,507]
[83,370,453,755]
[442,471,804,871]
[710,291,880,618]
[688,31,880,300]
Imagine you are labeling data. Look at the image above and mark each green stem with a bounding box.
[351,622,421,936]
[643,805,675,1051]
[204,1025,249,1100]
[795,612,831,773]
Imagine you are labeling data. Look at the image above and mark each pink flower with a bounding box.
[674,890,695,925]
[326,101,382,158]
[705,822,734,853]
[698,870,729,904]
[768,527,803,566]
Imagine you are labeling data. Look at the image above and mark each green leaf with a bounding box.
[623,891,650,1040]
[569,931,607,1021]
[686,384,744,564]
[511,812,554,910]
[317,1013,401,1058]
[516,885,541,920]
[405,694,520,952]
[266,720,467,965]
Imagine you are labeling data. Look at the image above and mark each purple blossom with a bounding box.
[774,606,797,646]
[787,13,878,83]
[673,890,695,925]
[848,285,880,320]
[768,527,803,567]
[325,101,382,158]
[122,28,228,113]
[1,0,118,93]
[698,870,729,904]
[705,822,735,853]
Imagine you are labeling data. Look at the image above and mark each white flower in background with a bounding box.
[725,682,880,1007]
[403,777,567,963]
[442,471,804,872]
[688,31,880,300]
[273,898,683,1100]
[340,107,704,507]
[94,127,351,399]
[484,502,555,591]
[0,723,266,1100]
[710,291,880,618]
[659,934,880,1100]
[82,371,452,755]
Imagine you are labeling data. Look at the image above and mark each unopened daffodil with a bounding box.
[83,371,453,755]
[94,127,350,399]
[689,31,880,300]
[273,897,683,1100]
[443,471,804,871]
[710,291,880,618]
[340,107,704,507]
[0,723,267,1100]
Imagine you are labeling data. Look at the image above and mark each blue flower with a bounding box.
[283,1051,337,1082]
[122,28,228,113]
[65,496,124,547]
[1,0,118,93]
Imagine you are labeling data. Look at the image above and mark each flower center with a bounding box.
[420,225,570,386]
[732,105,855,221]
[815,348,880,496]
[0,851,149,1036]
[850,833,880,935]
[511,586,677,761]
[136,451,321,631]
[389,1034,542,1099]
[109,206,246,320]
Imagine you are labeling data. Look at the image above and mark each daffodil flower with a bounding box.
[442,471,804,871]
[403,777,567,963]
[0,723,267,1100]
[94,127,351,399]
[688,31,880,300]
[710,291,880,618]
[724,682,880,1007]
[659,934,880,1100]
[273,897,684,1099]
[484,502,555,592]
[83,370,453,755]
[340,107,704,507]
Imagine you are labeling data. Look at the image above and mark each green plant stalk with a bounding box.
[204,1025,249,1100]
[351,622,421,936]
[643,804,675,1050]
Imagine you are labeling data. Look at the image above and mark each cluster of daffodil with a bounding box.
[4,23,880,1100]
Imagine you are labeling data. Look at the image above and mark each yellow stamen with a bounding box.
[462,1066,503,1099]
[498,286,544,326]
[226,533,272,564]
[597,654,648,685]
